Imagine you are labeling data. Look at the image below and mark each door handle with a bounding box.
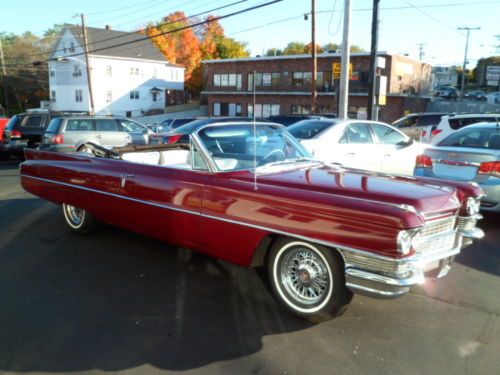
[120,174,135,188]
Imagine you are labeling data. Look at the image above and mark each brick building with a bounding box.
[201,52,432,123]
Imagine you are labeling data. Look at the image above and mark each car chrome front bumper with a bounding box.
[342,240,462,298]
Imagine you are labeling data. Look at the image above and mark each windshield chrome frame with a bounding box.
[190,121,311,173]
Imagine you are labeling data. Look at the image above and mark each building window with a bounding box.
[152,92,158,101]
[247,73,254,91]
[106,65,112,77]
[292,72,312,87]
[152,68,157,79]
[213,102,242,117]
[254,73,263,86]
[106,90,112,103]
[50,70,55,77]
[271,72,280,86]
[130,91,139,100]
[75,90,83,102]
[262,73,272,86]
[51,90,56,102]
[213,73,242,88]
[130,67,140,76]
[73,65,82,77]
[69,42,75,52]
[247,104,279,118]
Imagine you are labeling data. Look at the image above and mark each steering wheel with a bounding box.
[258,149,286,166]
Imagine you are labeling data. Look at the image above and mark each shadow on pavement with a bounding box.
[0,198,311,372]
[455,212,500,277]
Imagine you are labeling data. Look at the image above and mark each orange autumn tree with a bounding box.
[147,12,249,96]
[146,11,202,92]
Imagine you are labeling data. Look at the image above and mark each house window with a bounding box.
[50,70,55,77]
[75,90,83,102]
[130,67,139,76]
[152,92,159,101]
[130,91,139,100]
[152,68,157,79]
[69,42,75,52]
[73,65,82,77]
[214,74,221,86]
[106,90,112,103]
[262,73,272,86]
[51,90,56,102]
[247,103,280,118]
[105,65,112,77]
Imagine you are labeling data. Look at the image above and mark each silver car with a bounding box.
[414,122,500,212]
[41,116,154,153]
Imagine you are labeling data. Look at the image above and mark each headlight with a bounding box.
[466,196,481,216]
[397,229,421,255]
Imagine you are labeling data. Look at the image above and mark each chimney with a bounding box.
[105,25,112,30]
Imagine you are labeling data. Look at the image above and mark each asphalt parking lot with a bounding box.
[0,160,499,375]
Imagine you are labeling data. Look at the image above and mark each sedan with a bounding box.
[414,122,500,212]
[288,119,426,175]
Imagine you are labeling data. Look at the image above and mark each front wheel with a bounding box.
[62,203,98,234]
[267,239,352,322]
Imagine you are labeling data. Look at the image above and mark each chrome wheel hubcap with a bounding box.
[280,248,330,305]
[64,204,84,226]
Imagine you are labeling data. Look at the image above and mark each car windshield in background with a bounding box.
[197,124,311,171]
[287,120,338,139]
[438,128,500,149]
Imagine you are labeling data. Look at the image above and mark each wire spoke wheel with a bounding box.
[64,204,85,228]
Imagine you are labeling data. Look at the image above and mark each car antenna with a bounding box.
[253,70,258,191]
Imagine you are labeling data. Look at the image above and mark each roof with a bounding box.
[202,51,390,64]
[65,25,180,65]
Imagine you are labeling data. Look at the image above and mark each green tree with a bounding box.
[265,48,283,56]
[216,37,249,59]
[283,41,307,55]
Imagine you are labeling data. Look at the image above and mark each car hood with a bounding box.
[233,164,460,216]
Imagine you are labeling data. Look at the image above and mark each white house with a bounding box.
[432,66,459,88]
[48,25,185,117]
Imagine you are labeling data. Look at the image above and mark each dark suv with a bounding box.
[1,111,66,158]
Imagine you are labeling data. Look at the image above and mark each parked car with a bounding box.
[415,122,500,212]
[486,91,500,104]
[427,113,500,144]
[159,117,198,133]
[464,90,487,101]
[40,116,154,153]
[1,110,66,158]
[20,122,484,322]
[268,114,325,126]
[434,86,459,100]
[0,117,9,142]
[150,117,273,145]
[288,119,426,175]
[392,113,451,141]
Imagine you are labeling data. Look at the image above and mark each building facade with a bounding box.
[432,66,460,88]
[49,26,185,117]
[201,52,432,123]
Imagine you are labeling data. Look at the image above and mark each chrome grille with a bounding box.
[458,216,477,232]
[416,216,458,255]
[343,251,401,274]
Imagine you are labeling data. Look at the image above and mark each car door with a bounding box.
[370,123,419,175]
[334,122,381,172]
[95,118,131,148]
[117,119,149,145]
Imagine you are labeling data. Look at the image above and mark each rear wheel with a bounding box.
[62,203,97,234]
[267,239,352,322]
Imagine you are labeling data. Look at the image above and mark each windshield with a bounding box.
[196,124,312,171]
[288,120,338,139]
[438,127,500,149]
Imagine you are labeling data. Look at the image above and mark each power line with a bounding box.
[5,0,251,61]
[51,0,283,62]
[86,0,168,17]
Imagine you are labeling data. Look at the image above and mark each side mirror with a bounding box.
[397,138,414,147]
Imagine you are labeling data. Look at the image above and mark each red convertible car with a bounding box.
[20,122,484,322]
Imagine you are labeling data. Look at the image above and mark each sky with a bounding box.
[1,0,499,67]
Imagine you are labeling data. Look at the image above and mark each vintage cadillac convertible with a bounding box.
[20,122,485,322]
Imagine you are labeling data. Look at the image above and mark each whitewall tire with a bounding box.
[62,203,97,234]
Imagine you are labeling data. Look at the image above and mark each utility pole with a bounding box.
[81,13,95,115]
[458,26,480,101]
[367,0,380,120]
[417,43,427,61]
[338,0,352,120]
[311,0,317,113]
[0,37,10,116]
